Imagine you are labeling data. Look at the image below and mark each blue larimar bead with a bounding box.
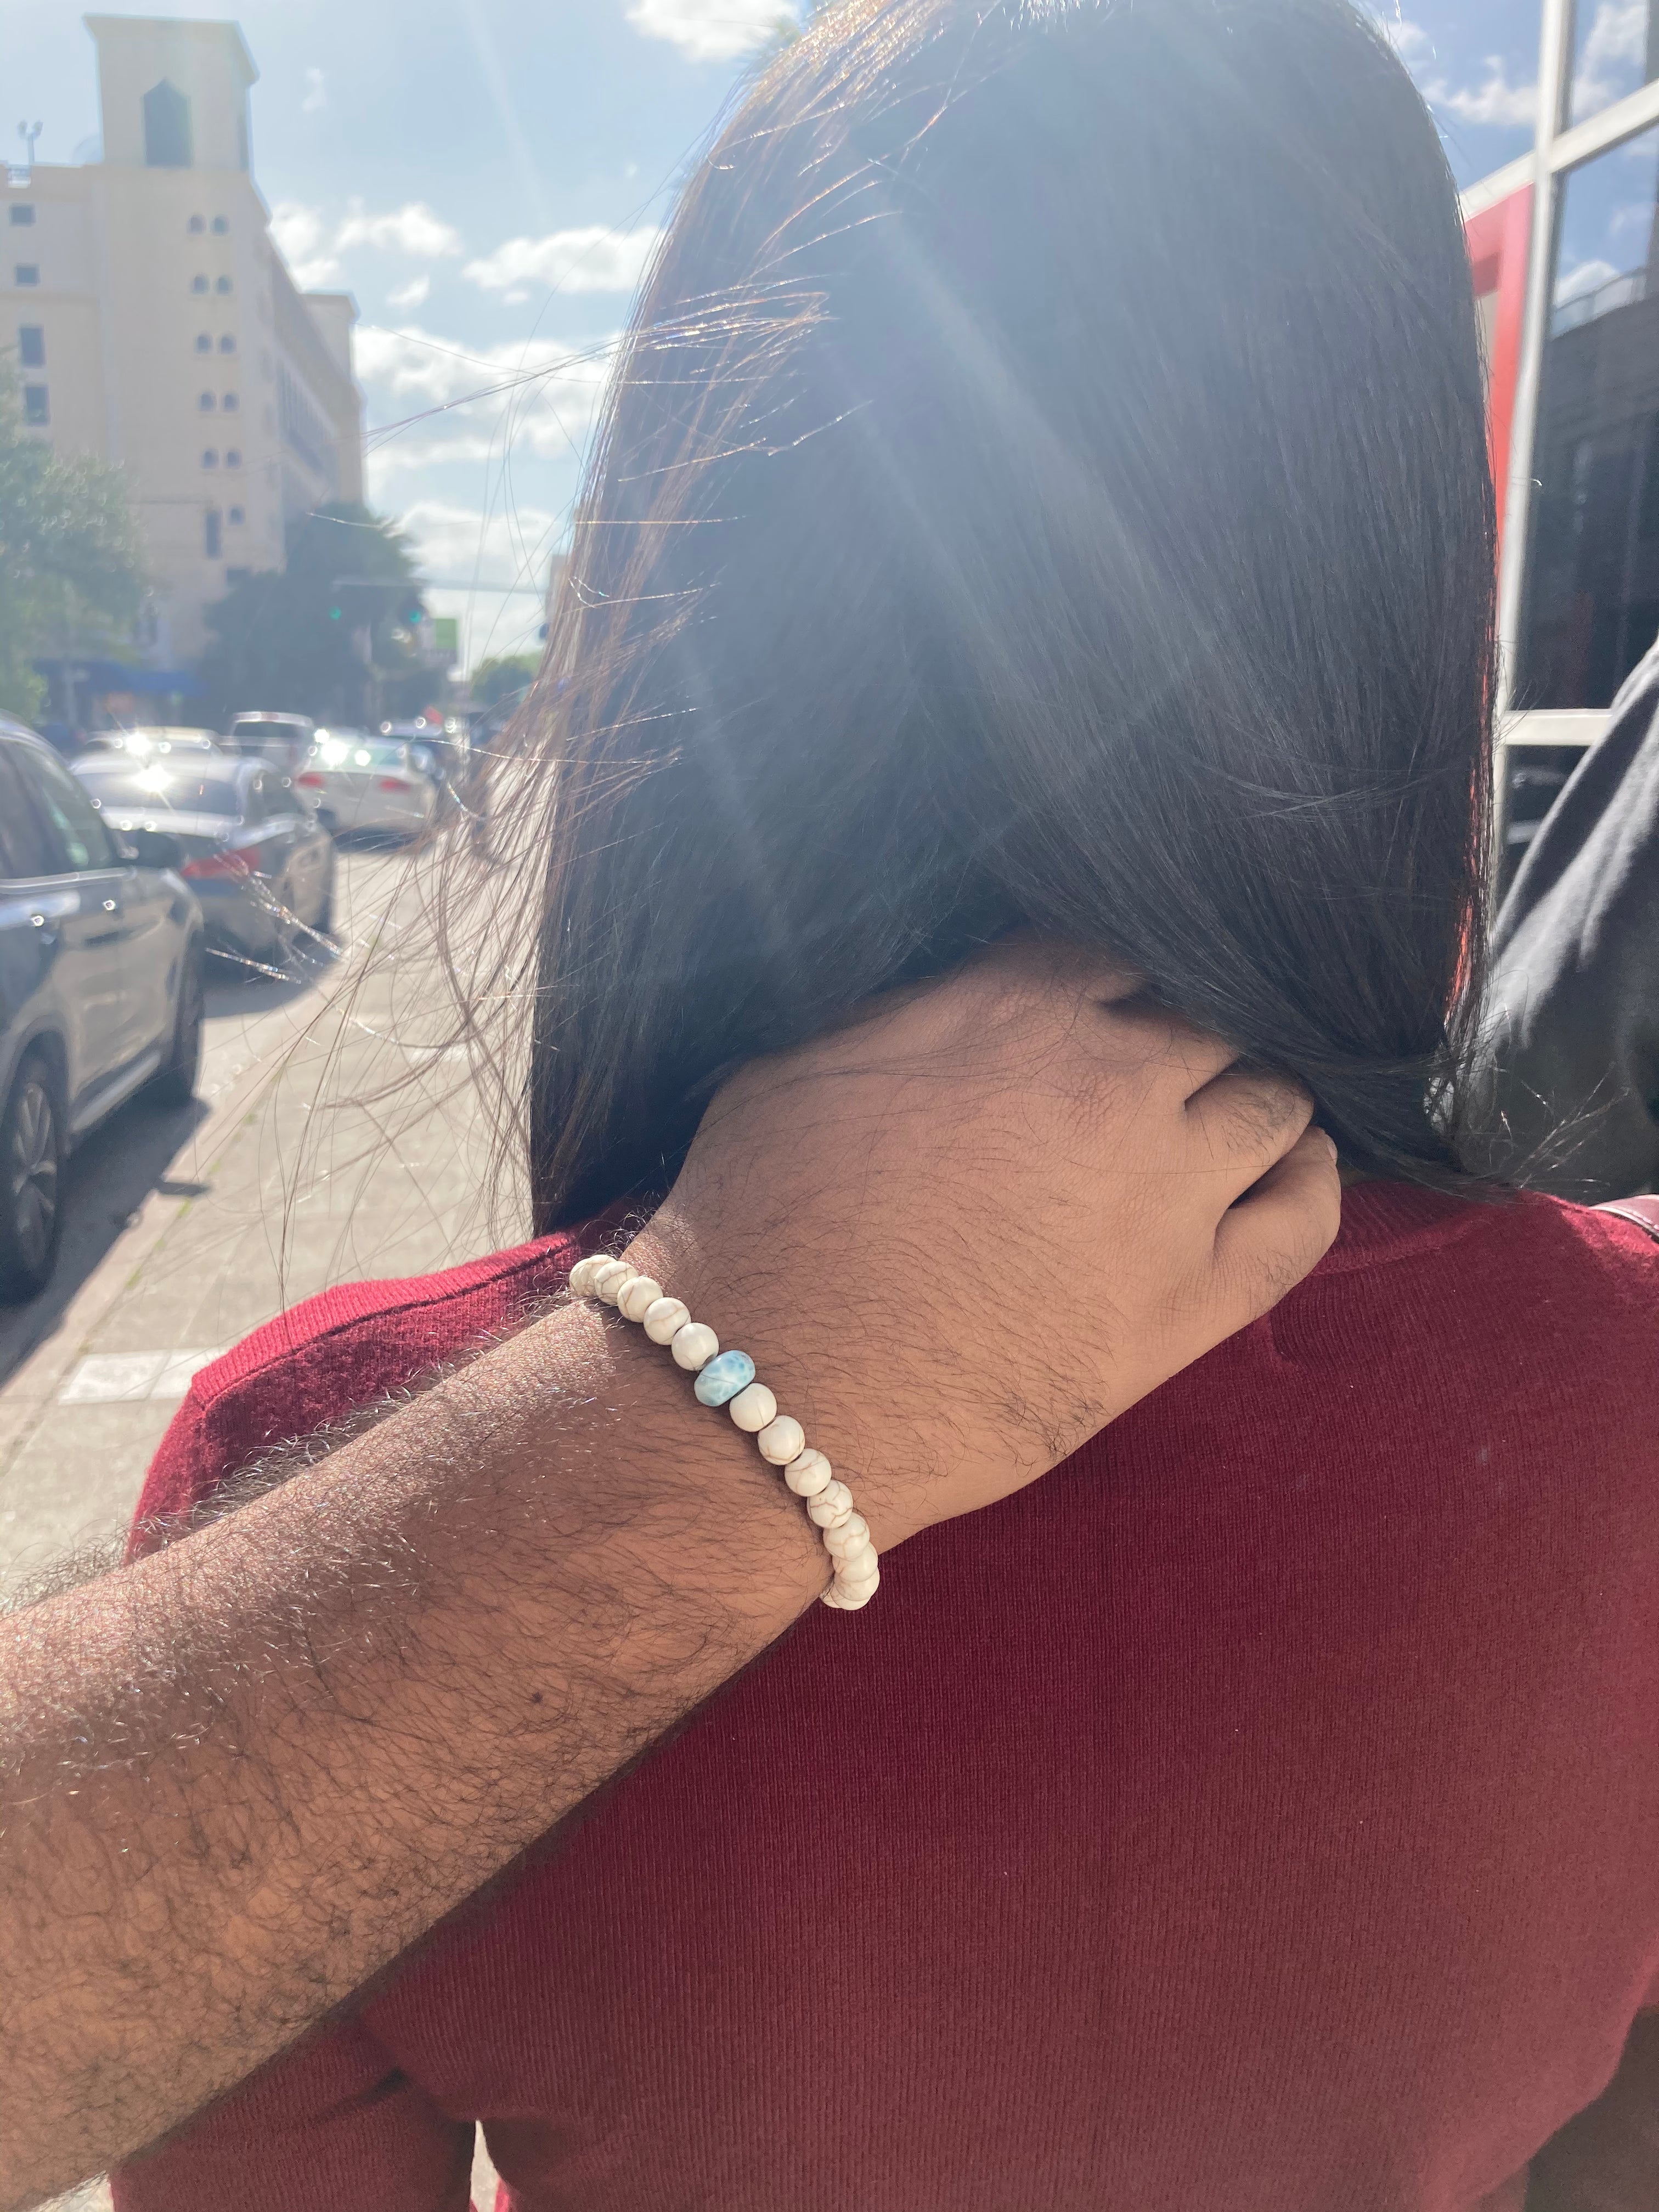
[693,1349,756,1407]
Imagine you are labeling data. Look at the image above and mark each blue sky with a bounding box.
[3,2,1579,669]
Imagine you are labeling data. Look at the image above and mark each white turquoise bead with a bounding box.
[694,1350,756,1407]
[642,1297,690,1345]
[822,1567,878,1609]
[727,1381,777,1433]
[617,1275,664,1323]
[670,1321,719,1371]
[835,1544,879,1581]
[567,1255,606,1297]
[594,1260,635,1304]
[783,1449,833,1498]
[806,1480,853,1527]
[757,1414,806,1466]
[822,1513,869,1556]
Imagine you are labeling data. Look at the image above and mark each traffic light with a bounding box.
[328,605,343,621]
[404,601,423,628]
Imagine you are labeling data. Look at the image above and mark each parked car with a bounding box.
[72,752,335,970]
[295,732,438,839]
[224,711,316,774]
[0,714,204,1302]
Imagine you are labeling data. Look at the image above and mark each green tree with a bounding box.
[469,653,539,709]
[0,361,144,721]
[198,503,427,725]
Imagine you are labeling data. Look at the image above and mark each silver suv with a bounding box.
[0,718,205,1302]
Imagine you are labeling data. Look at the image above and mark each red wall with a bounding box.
[1465,185,1534,554]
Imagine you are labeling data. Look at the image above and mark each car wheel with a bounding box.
[149,949,205,1107]
[313,872,335,939]
[0,1053,65,1305]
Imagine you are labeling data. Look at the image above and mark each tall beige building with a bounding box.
[2,15,364,678]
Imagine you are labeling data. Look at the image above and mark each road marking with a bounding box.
[58,1350,223,1406]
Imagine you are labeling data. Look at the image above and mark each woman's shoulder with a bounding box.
[127,1231,585,1551]
[1318,1179,1659,1286]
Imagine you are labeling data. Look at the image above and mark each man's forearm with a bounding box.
[0,1296,824,2209]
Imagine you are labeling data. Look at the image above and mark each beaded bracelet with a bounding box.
[567,1252,879,1610]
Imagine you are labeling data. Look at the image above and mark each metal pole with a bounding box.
[1494,0,1575,716]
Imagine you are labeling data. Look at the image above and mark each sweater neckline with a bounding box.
[1308,1177,1498,1278]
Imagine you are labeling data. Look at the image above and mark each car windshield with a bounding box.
[76,763,242,816]
[232,719,304,742]
[311,735,408,772]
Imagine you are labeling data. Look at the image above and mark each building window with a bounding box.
[22,385,48,427]
[191,273,208,293]
[212,215,229,235]
[224,449,241,467]
[195,333,211,353]
[202,448,219,468]
[143,80,193,169]
[218,334,235,353]
[188,214,205,234]
[228,505,245,524]
[215,275,232,295]
[205,509,221,559]
[9,205,35,227]
[1519,123,1659,709]
[199,390,216,410]
[1569,0,1659,125]
[19,326,43,368]
[14,264,38,286]
[222,391,239,411]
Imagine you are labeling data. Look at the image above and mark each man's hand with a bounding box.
[630,938,1340,1548]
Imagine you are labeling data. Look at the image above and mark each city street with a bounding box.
[0,840,522,1593]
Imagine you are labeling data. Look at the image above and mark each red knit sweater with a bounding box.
[112,1185,1659,2212]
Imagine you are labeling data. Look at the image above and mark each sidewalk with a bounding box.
[0,846,522,1594]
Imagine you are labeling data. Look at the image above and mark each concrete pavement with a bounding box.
[1,842,526,1595]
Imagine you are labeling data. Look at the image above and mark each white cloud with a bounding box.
[270,201,462,291]
[356,325,617,467]
[302,66,327,114]
[626,0,797,63]
[1555,255,1621,306]
[386,273,431,310]
[270,200,342,289]
[1426,58,1537,128]
[503,287,530,304]
[398,499,563,588]
[463,224,662,296]
[335,200,464,260]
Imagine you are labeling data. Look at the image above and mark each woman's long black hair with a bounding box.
[473,0,1495,1231]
